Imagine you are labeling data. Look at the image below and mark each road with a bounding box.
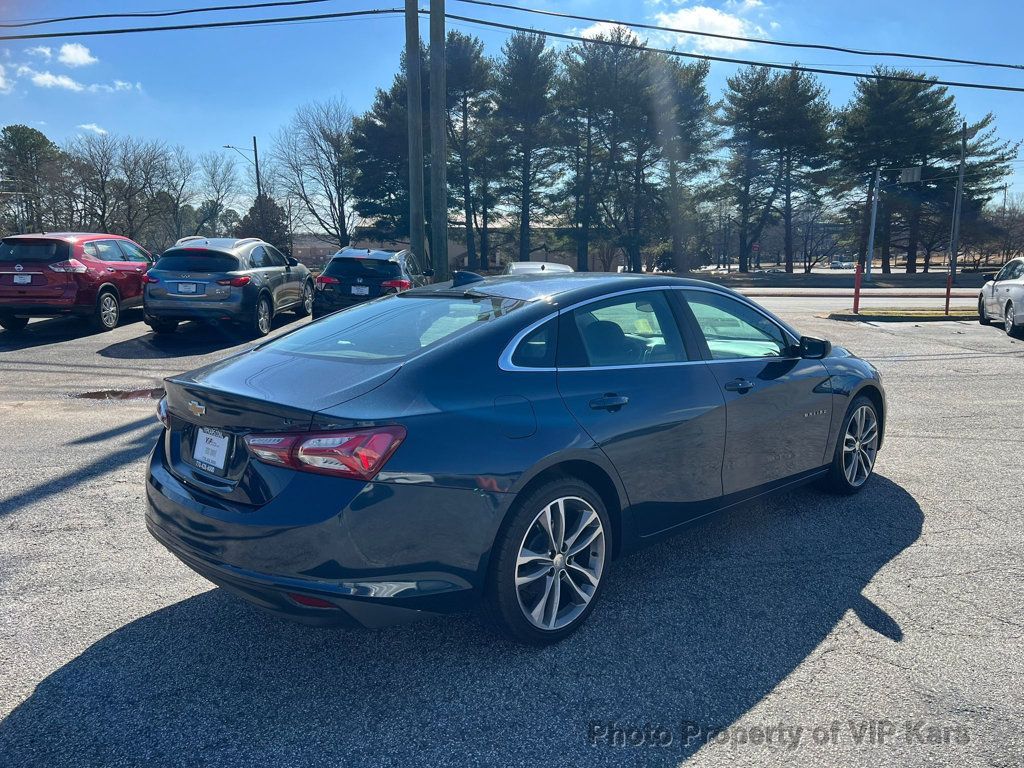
[0,300,1022,767]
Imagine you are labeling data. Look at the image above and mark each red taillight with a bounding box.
[382,279,412,291]
[142,274,160,284]
[217,275,251,287]
[156,396,170,428]
[244,426,406,480]
[49,259,88,274]
[315,275,339,290]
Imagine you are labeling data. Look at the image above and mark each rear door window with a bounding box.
[154,250,239,272]
[0,239,70,262]
[561,291,687,367]
[249,246,269,268]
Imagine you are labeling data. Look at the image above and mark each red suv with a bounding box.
[0,232,153,332]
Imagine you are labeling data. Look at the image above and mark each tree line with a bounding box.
[1,28,1020,273]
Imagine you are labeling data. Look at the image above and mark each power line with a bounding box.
[2,7,1024,95]
[451,0,1024,73]
[0,0,337,29]
[444,13,1024,94]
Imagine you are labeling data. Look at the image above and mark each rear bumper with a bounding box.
[0,299,86,317]
[145,436,508,627]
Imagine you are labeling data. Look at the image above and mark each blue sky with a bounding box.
[2,0,1023,192]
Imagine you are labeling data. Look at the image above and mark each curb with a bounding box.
[826,312,976,323]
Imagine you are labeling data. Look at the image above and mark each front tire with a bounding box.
[978,297,991,325]
[820,395,880,495]
[0,315,29,332]
[90,290,120,332]
[250,294,273,337]
[484,478,611,645]
[1005,301,1020,337]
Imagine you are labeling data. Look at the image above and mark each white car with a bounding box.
[979,257,1024,335]
[503,261,574,275]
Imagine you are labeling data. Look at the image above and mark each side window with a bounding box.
[405,252,421,276]
[265,246,287,267]
[511,318,556,368]
[563,291,686,367]
[683,291,790,360]
[1010,260,1024,280]
[117,241,150,263]
[90,240,126,261]
[249,246,268,268]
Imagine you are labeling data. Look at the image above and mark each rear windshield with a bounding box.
[154,249,239,273]
[0,239,70,262]
[266,294,525,362]
[323,257,401,279]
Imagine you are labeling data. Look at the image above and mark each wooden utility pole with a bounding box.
[404,0,426,267]
[429,0,449,279]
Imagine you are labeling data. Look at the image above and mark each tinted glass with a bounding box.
[265,246,287,267]
[684,291,789,359]
[85,240,125,261]
[569,291,686,367]
[323,257,401,279]
[267,294,525,362]
[154,249,239,273]
[511,319,557,368]
[249,246,269,268]
[117,241,150,263]
[0,239,70,262]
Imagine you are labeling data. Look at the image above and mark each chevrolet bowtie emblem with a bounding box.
[187,400,206,417]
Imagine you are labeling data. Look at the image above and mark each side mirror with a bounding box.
[422,268,435,278]
[287,257,299,267]
[986,273,999,283]
[799,336,831,359]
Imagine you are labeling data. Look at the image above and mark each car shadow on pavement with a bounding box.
[0,310,146,352]
[0,475,922,766]
[97,314,305,359]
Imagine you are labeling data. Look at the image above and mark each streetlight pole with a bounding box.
[864,167,881,279]
[948,121,967,282]
[224,139,265,236]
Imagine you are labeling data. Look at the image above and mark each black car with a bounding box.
[143,237,313,336]
[146,273,885,644]
[312,247,432,318]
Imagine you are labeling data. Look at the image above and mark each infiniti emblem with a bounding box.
[187,400,206,417]
[14,264,23,272]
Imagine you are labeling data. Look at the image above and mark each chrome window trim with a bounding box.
[497,283,801,372]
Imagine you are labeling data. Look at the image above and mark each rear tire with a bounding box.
[0,315,29,332]
[483,478,611,645]
[90,290,120,332]
[819,395,880,495]
[149,320,178,335]
[978,297,991,325]
[295,281,313,317]
[250,294,273,337]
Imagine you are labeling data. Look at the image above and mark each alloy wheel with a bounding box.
[258,299,271,334]
[842,405,878,487]
[1006,303,1015,334]
[303,284,313,314]
[100,294,119,328]
[515,496,606,631]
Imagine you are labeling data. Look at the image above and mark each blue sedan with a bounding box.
[146,273,885,644]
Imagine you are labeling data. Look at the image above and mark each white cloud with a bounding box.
[577,21,636,40]
[0,64,11,95]
[653,5,768,52]
[77,123,108,135]
[58,43,98,67]
[28,46,53,61]
[88,80,140,94]
[29,70,85,91]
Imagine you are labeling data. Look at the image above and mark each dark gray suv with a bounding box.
[143,237,313,336]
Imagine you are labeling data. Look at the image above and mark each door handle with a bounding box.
[723,378,754,393]
[589,394,629,412]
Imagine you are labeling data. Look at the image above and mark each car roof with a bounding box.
[164,237,262,255]
[3,232,132,243]
[507,261,573,270]
[332,247,407,262]
[407,272,736,305]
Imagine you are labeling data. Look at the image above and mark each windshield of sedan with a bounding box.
[266,294,526,361]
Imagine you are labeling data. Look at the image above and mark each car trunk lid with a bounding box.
[316,256,404,301]
[0,238,72,299]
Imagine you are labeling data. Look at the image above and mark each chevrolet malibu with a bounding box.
[146,273,885,644]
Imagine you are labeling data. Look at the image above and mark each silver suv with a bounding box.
[143,237,313,336]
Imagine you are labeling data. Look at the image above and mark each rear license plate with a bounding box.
[13,274,31,285]
[192,428,230,473]
[351,285,369,296]
[178,282,198,294]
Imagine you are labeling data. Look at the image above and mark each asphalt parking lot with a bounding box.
[0,302,1022,767]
